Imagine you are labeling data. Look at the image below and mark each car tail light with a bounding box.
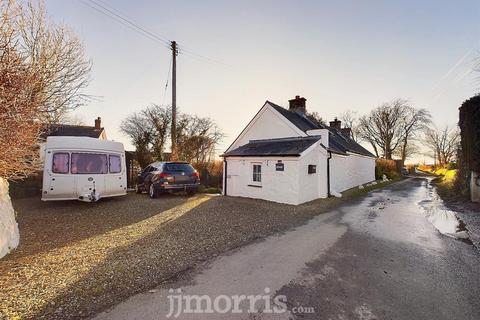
[159,172,172,179]
[191,171,200,179]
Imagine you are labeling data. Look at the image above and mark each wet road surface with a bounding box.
[94,178,480,320]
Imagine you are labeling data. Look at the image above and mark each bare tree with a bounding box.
[394,142,419,160]
[120,105,224,166]
[357,99,429,160]
[176,114,224,164]
[340,110,359,141]
[11,0,92,124]
[398,106,431,162]
[63,114,86,126]
[306,111,325,126]
[358,99,406,159]
[0,2,42,180]
[120,113,154,168]
[424,125,460,167]
[142,105,171,161]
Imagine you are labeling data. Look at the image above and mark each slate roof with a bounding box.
[327,127,374,157]
[222,136,321,157]
[268,101,319,132]
[268,101,374,157]
[40,124,104,139]
[224,101,375,158]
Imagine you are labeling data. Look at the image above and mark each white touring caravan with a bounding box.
[42,136,127,202]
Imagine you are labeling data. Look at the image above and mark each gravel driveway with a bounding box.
[0,184,392,319]
[93,178,480,320]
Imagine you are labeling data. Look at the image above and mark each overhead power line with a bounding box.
[162,55,173,105]
[79,0,226,65]
[80,0,171,49]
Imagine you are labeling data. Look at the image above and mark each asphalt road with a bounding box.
[94,178,480,320]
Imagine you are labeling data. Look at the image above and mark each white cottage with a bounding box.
[222,96,376,205]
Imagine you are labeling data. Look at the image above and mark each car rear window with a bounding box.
[164,163,195,174]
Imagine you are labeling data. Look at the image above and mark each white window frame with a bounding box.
[109,154,122,174]
[52,152,70,174]
[251,162,262,185]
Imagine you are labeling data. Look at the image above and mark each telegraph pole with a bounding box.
[171,41,178,160]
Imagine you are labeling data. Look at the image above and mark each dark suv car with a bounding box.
[135,162,200,198]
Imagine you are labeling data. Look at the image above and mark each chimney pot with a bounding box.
[95,117,101,130]
[329,117,342,130]
[288,96,307,114]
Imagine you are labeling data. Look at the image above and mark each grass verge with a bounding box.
[342,178,402,199]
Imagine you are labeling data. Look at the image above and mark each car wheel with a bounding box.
[149,184,157,199]
[135,184,142,194]
[186,189,196,196]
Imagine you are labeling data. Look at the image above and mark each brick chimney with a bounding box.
[288,95,307,114]
[94,117,102,130]
[329,117,341,130]
[341,127,352,138]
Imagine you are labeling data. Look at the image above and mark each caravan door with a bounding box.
[43,151,75,200]
[104,153,127,197]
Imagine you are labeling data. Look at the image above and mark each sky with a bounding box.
[45,0,480,162]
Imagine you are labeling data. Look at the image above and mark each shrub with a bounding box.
[418,164,434,172]
[434,167,448,176]
[375,166,383,180]
[193,160,223,189]
[386,171,400,180]
[375,159,398,179]
[202,187,221,194]
[443,169,457,183]
[446,162,457,170]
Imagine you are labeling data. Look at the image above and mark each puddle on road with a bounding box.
[419,183,473,245]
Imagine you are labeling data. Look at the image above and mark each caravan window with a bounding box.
[52,153,69,174]
[109,155,122,173]
[71,153,108,174]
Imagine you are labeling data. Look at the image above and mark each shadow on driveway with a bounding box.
[10,193,188,259]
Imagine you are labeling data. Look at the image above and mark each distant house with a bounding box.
[222,96,376,205]
[39,117,106,160]
[40,117,107,140]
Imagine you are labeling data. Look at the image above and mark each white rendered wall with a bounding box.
[227,104,304,152]
[224,145,331,205]
[306,129,329,147]
[0,178,19,259]
[298,145,329,204]
[225,157,301,205]
[330,153,375,193]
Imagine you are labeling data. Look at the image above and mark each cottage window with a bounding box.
[52,153,69,174]
[252,164,262,183]
[71,153,108,174]
[109,155,122,173]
